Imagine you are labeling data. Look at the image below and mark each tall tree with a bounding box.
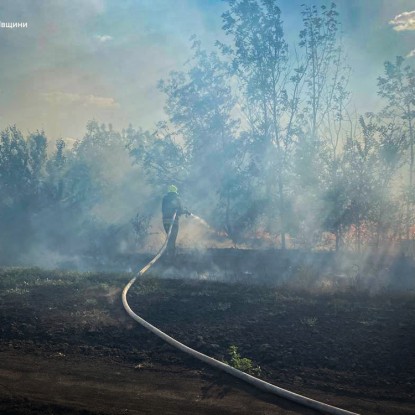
[295,2,351,249]
[46,138,66,203]
[378,56,415,240]
[299,3,342,141]
[158,39,248,239]
[220,0,303,248]
[327,114,405,252]
[0,126,42,260]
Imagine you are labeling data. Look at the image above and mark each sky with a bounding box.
[0,0,414,144]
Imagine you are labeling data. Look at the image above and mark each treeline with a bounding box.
[0,122,156,264]
[1,1,414,264]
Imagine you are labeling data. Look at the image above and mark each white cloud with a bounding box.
[407,49,415,58]
[42,91,119,109]
[389,10,415,31]
[95,34,113,43]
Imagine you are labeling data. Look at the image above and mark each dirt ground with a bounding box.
[0,263,414,415]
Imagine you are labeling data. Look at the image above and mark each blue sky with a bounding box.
[0,0,414,143]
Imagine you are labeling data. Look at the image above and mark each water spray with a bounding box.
[188,213,233,243]
[189,213,212,230]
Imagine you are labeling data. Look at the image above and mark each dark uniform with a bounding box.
[162,190,189,257]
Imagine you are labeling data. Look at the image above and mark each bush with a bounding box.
[227,345,261,376]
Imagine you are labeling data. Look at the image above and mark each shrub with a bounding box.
[227,345,261,376]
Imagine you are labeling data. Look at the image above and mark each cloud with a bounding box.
[389,10,415,31]
[95,34,113,43]
[407,49,415,58]
[42,91,119,109]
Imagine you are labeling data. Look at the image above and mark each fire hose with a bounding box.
[121,212,359,415]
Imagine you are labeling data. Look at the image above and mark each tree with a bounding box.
[294,2,351,249]
[369,116,407,246]
[157,39,251,240]
[320,160,350,251]
[127,122,187,189]
[378,56,415,240]
[28,130,47,194]
[220,0,303,248]
[46,138,66,203]
[39,121,147,258]
[327,114,406,252]
[299,3,342,141]
[0,126,31,203]
[0,127,49,261]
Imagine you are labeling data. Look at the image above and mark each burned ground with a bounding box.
[0,256,414,414]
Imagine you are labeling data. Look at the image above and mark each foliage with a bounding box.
[0,120,154,264]
[131,212,152,247]
[227,345,261,376]
[378,56,415,239]
[293,2,350,249]
[219,0,305,247]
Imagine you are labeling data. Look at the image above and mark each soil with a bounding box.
[0,257,414,415]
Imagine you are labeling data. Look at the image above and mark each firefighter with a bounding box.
[162,185,190,257]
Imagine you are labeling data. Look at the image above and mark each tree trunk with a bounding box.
[278,173,286,250]
[407,114,414,240]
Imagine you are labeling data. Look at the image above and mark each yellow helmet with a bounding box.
[168,184,178,193]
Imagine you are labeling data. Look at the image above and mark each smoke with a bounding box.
[149,248,415,294]
[177,214,234,250]
[1,1,414,298]
[189,214,212,230]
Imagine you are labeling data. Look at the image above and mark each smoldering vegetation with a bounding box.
[0,1,414,292]
[148,249,415,294]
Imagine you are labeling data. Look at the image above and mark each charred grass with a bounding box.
[0,267,414,406]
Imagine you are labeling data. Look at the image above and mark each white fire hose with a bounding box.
[122,213,359,415]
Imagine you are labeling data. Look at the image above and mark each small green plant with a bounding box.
[227,345,261,376]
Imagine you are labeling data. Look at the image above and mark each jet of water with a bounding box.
[188,213,234,244]
[189,214,213,230]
